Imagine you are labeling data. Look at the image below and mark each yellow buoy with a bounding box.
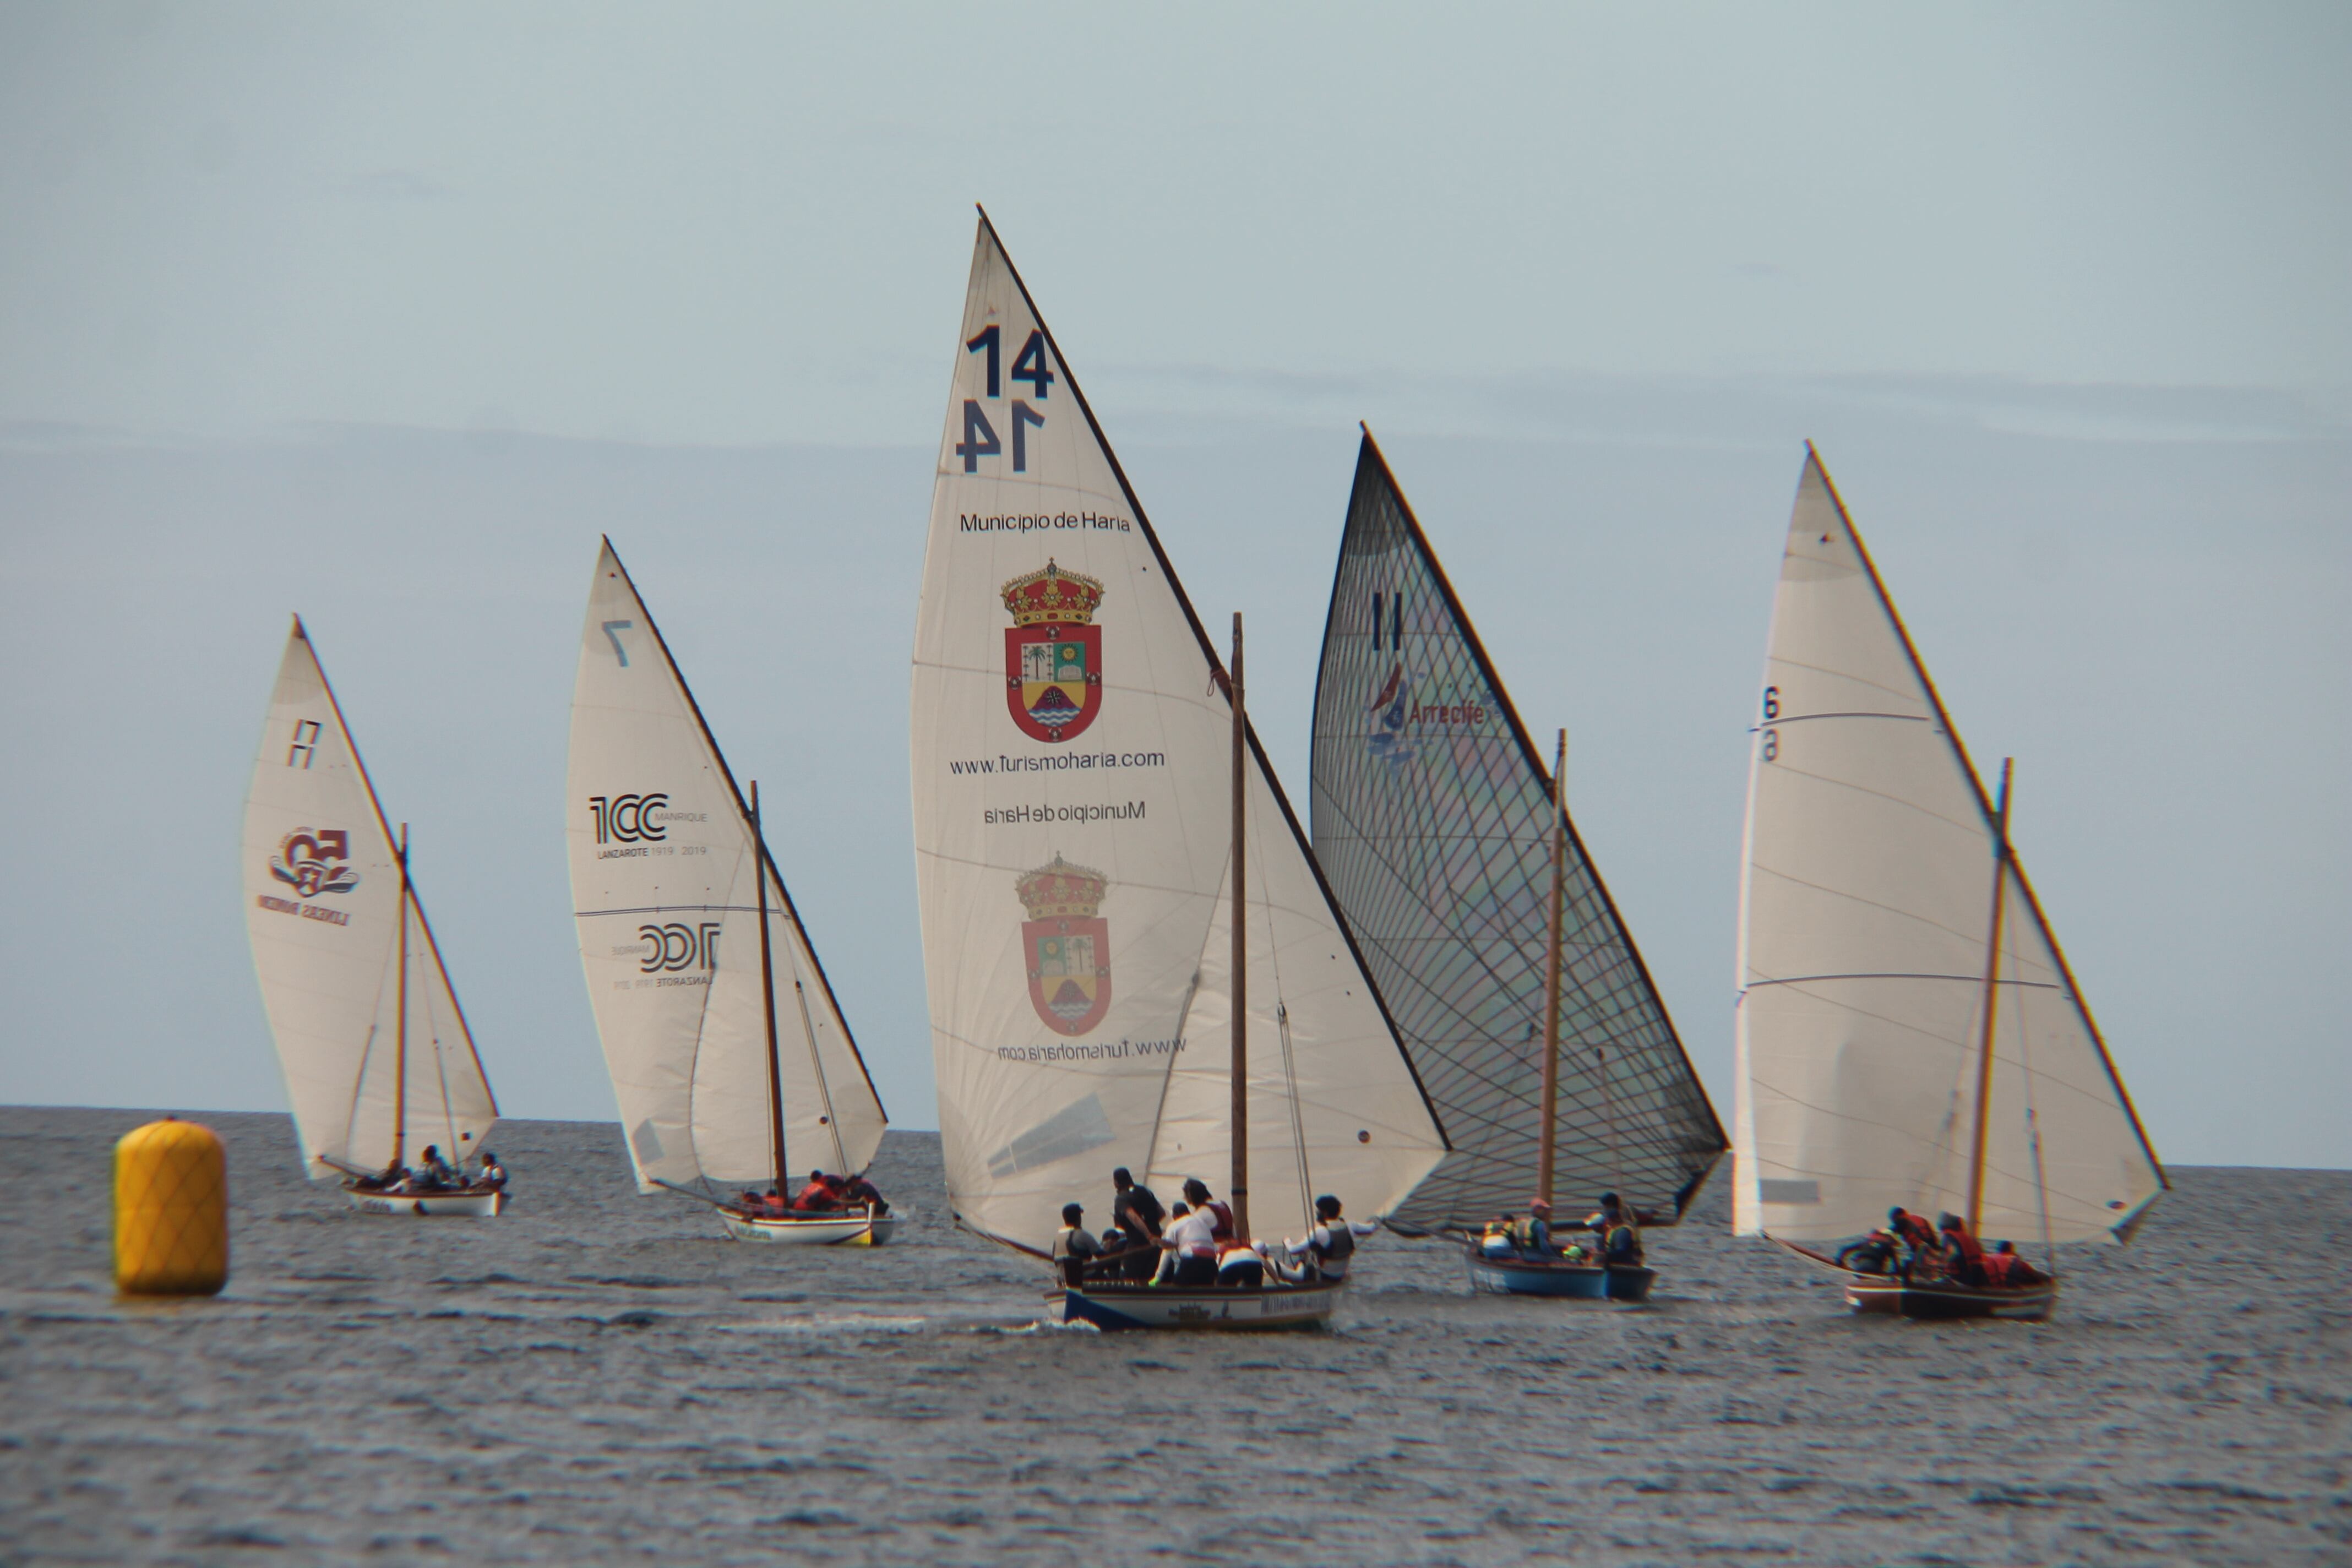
[114,1118,229,1297]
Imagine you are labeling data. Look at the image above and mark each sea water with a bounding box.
[1,1107,2342,1566]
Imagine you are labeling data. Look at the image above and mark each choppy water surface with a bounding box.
[2,1108,2343,1566]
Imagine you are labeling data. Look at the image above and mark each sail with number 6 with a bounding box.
[1734,447,2164,1249]
[565,541,887,1200]
[242,618,498,1181]
[910,213,1449,1257]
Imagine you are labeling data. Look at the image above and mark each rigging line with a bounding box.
[1741,972,2062,992]
[574,903,769,918]
[1746,712,1929,730]
[1752,761,1992,843]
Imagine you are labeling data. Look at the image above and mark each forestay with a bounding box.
[242,619,497,1178]
[910,214,1448,1256]
[1734,448,2164,1245]
[1310,432,1725,1233]
[567,542,886,1195]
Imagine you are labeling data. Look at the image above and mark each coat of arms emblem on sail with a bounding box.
[1019,854,1111,1036]
[1003,560,1104,743]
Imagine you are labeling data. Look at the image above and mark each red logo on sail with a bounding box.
[1019,855,1110,1036]
[270,829,360,899]
[1003,559,1104,743]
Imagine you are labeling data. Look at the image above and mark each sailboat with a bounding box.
[242,618,503,1217]
[566,540,892,1244]
[1735,447,2166,1319]
[911,212,1451,1330]
[1309,431,1726,1300]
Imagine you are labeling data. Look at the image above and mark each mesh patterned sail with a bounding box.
[1734,448,2165,1245]
[1309,433,1725,1233]
[910,214,1448,1255]
[566,541,886,1195]
[242,620,498,1179]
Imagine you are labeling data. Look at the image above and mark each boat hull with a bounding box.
[1466,1249,1653,1302]
[718,1210,895,1246]
[1845,1273,2057,1321]
[1054,1280,1343,1331]
[342,1187,503,1218]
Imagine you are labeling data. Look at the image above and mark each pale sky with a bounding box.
[2,3,2346,1169]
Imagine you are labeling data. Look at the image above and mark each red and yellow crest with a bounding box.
[1003,560,1104,743]
[1019,854,1110,1036]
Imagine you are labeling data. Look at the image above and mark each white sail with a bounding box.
[242,620,498,1179]
[565,541,886,1196]
[910,214,1448,1255]
[1734,448,2164,1245]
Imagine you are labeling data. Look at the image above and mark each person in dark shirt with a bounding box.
[1109,1167,1164,1281]
[839,1172,888,1214]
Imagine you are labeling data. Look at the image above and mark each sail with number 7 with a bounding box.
[242,618,500,1208]
[1734,447,2164,1274]
[910,212,1449,1267]
[565,541,888,1232]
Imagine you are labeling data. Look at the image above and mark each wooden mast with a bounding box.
[1229,612,1250,1243]
[393,822,410,1167]
[1537,728,1566,1209]
[752,781,790,1196]
[1965,758,2014,1234]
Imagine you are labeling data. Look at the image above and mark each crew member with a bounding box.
[476,1151,507,1189]
[1511,1199,1559,1259]
[1052,1203,1101,1286]
[1588,1193,1643,1267]
[839,1172,888,1213]
[1157,1195,1221,1287]
[793,1170,840,1212]
[1275,1195,1375,1283]
[1937,1212,1986,1286]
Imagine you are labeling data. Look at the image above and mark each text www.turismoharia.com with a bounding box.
[947,750,1166,775]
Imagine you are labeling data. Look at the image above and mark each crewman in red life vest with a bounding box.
[793,1170,841,1213]
[1981,1240,2047,1288]
[1182,1178,1235,1244]
[1937,1212,1988,1286]
[1886,1207,1939,1274]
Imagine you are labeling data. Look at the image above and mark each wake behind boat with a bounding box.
[912,213,1451,1331]
[1732,448,2166,1320]
[565,543,892,1243]
[242,618,507,1216]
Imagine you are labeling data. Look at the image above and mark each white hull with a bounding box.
[342,1186,503,1218]
[717,1208,895,1246]
[1054,1280,1344,1331]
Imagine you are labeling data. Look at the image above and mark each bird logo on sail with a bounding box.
[1017,854,1111,1036]
[269,829,360,899]
[1368,662,1415,769]
[1003,560,1104,743]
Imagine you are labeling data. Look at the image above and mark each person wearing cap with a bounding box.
[1052,1202,1102,1286]
[838,1170,888,1215]
[1510,1199,1560,1259]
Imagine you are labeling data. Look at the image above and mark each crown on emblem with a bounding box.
[1016,854,1108,919]
[1001,559,1106,627]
